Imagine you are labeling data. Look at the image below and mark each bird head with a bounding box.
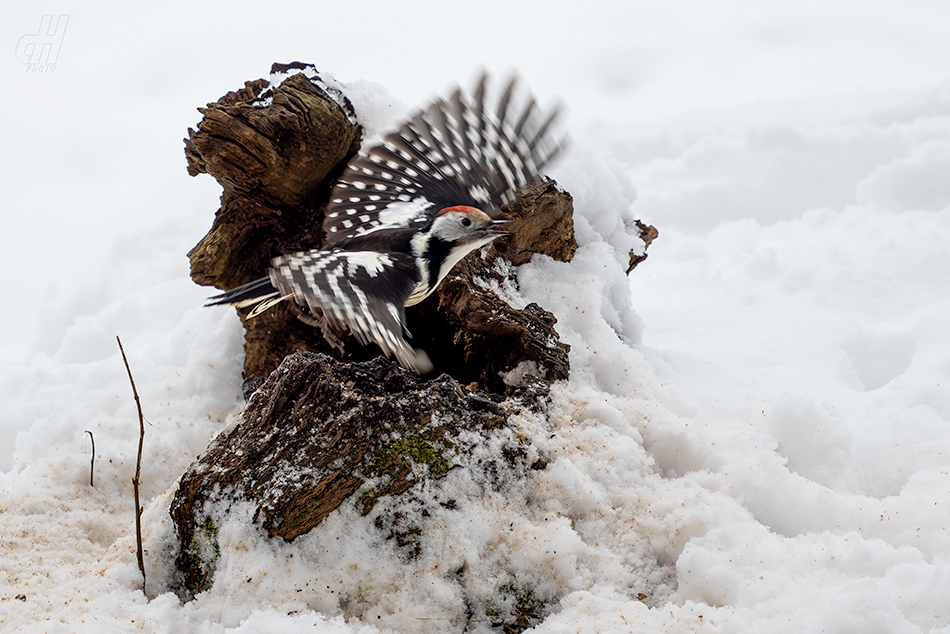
[431,206,513,250]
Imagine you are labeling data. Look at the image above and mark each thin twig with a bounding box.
[117,336,147,592]
[84,430,95,487]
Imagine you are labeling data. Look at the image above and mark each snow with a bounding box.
[3,1,950,632]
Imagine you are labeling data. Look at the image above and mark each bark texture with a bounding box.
[185,65,361,292]
[170,352,550,602]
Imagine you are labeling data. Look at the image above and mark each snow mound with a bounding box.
[2,74,950,633]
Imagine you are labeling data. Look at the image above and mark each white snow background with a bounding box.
[3,1,950,631]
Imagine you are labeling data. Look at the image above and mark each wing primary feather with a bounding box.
[368,145,430,176]
[425,100,462,174]
[447,88,471,164]
[528,101,564,152]
[387,134,443,176]
[513,97,538,138]
[408,113,450,170]
[495,74,517,132]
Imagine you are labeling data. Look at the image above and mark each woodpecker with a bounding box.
[206,71,564,373]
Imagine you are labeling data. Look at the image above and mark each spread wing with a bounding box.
[323,72,565,244]
[267,249,432,372]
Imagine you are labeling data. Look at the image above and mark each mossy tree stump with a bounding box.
[170,64,656,631]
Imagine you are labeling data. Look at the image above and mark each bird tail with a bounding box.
[204,277,292,318]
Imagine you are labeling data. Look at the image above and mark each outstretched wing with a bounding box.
[323,72,565,244]
[267,249,432,372]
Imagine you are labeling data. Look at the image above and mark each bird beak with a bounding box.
[484,219,513,236]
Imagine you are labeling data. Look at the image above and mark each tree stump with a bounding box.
[185,63,580,385]
[170,352,551,601]
[170,65,657,631]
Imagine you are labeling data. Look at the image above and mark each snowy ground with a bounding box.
[3,2,950,632]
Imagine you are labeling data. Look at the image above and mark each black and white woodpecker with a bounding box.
[206,72,565,373]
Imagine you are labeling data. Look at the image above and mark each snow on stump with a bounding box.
[170,64,656,629]
[169,353,551,609]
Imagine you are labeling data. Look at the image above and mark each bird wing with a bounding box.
[267,249,432,372]
[322,72,565,244]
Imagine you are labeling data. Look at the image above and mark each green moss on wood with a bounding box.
[371,437,451,478]
[179,518,221,596]
[355,488,378,515]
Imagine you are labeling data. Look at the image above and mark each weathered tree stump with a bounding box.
[185,63,579,385]
[170,65,656,631]
[185,63,364,377]
[170,352,550,602]
[185,66,361,290]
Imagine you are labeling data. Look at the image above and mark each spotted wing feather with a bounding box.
[323,73,565,244]
[267,249,431,371]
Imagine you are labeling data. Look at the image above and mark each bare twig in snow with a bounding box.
[117,335,147,592]
[85,430,95,487]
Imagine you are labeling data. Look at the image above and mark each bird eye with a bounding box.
[460,217,472,227]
